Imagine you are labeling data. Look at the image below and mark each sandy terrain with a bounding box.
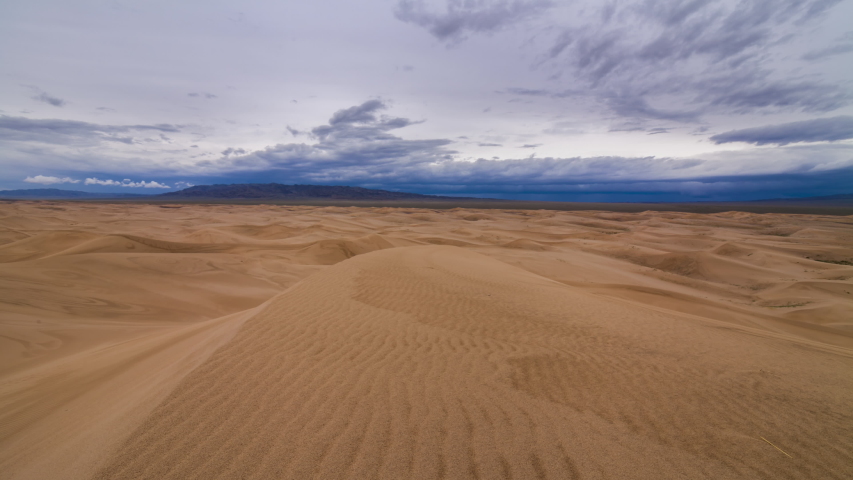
[0,201,851,479]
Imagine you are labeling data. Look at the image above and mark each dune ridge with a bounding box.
[1,201,851,479]
[94,246,852,479]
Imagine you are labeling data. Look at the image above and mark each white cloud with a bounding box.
[175,181,195,188]
[84,177,171,188]
[24,175,80,185]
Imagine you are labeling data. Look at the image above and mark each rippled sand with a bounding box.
[1,201,851,479]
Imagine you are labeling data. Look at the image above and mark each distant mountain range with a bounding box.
[157,183,451,200]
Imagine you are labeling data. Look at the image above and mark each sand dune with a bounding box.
[1,202,852,479]
[0,231,101,263]
[94,245,853,479]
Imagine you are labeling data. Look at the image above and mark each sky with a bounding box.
[1,0,852,201]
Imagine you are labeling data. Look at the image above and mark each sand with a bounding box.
[0,201,851,479]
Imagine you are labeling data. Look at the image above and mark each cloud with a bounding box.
[24,175,80,185]
[341,144,853,197]
[802,32,853,61]
[308,100,425,143]
[174,181,195,188]
[504,87,566,97]
[530,0,850,121]
[212,100,853,200]
[84,178,171,188]
[0,116,181,146]
[29,87,67,107]
[802,43,853,61]
[395,0,552,42]
[543,120,585,135]
[710,116,853,146]
[171,140,851,200]
[701,78,850,113]
[222,147,248,156]
[188,92,217,99]
[208,100,453,177]
[327,99,387,125]
[606,95,700,122]
[549,0,838,72]
[478,142,502,147]
[647,128,670,135]
[7,97,852,202]
[224,143,853,201]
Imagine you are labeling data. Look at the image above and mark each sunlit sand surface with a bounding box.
[1,202,851,479]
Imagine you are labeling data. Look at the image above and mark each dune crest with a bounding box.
[95,246,852,479]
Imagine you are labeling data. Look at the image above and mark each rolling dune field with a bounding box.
[0,201,851,479]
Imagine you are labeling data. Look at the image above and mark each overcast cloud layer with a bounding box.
[1,0,852,200]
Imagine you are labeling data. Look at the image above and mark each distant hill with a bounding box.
[157,183,455,200]
[0,188,151,199]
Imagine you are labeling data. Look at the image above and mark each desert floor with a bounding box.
[0,201,851,479]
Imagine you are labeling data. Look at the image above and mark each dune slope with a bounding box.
[95,246,852,480]
[2,202,852,480]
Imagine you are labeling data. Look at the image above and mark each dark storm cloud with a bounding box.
[395,0,552,42]
[710,116,853,146]
[390,156,708,186]
[386,147,853,201]
[411,166,853,202]
[207,162,853,201]
[0,116,181,146]
[223,143,853,201]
